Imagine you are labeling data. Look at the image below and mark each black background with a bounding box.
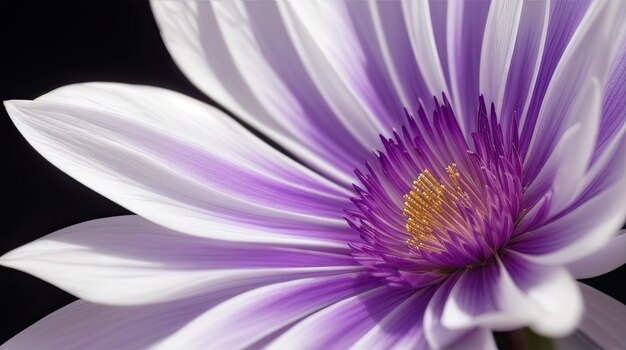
[1,0,624,345]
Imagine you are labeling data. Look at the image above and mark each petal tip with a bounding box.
[4,99,33,119]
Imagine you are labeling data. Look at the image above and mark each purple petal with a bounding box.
[402,1,449,100]
[441,258,533,332]
[500,0,549,132]
[424,273,469,349]
[523,81,602,216]
[423,274,496,349]
[446,0,491,133]
[553,331,602,349]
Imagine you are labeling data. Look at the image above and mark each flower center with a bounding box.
[346,96,526,288]
[404,165,468,252]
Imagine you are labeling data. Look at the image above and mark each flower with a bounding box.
[2,0,626,349]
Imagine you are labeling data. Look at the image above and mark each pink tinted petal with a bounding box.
[155,273,379,349]
[265,286,412,349]
[0,216,359,305]
[5,83,354,247]
[567,230,626,279]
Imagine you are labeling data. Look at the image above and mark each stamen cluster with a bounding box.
[346,96,525,288]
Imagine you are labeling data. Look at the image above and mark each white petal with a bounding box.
[424,276,467,349]
[567,230,626,279]
[479,0,524,114]
[6,83,354,248]
[579,121,626,202]
[0,216,359,305]
[576,283,626,350]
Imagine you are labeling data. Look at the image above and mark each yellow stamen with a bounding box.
[403,164,468,251]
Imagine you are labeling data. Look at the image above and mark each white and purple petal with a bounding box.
[575,283,626,350]
[265,285,412,349]
[567,230,626,279]
[154,273,379,349]
[3,1,626,349]
[0,216,359,305]
[523,0,626,191]
[1,298,214,350]
[5,83,355,248]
